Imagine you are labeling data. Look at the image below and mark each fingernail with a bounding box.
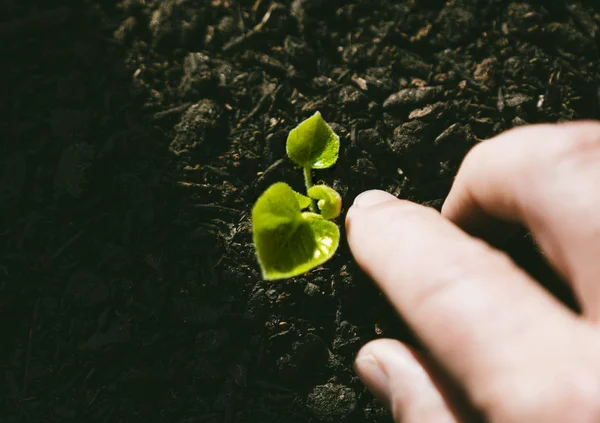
[353,190,396,208]
[354,353,390,401]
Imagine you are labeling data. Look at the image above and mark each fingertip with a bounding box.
[346,190,398,237]
[353,190,398,208]
[355,339,461,423]
[346,194,434,265]
[354,339,420,410]
[346,190,411,226]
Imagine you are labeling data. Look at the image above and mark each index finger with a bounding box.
[345,191,590,415]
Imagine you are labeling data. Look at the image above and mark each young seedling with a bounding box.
[252,111,342,280]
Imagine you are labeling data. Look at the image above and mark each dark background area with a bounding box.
[1,0,598,421]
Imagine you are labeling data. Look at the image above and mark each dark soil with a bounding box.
[1,0,598,421]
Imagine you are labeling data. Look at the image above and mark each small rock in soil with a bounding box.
[304,282,321,297]
[383,86,441,109]
[266,289,278,301]
[356,128,386,154]
[363,67,393,100]
[388,124,423,156]
[351,157,378,180]
[306,383,357,422]
[170,100,226,158]
[339,85,365,111]
[504,93,533,108]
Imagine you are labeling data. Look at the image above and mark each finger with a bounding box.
[355,339,477,423]
[355,340,460,423]
[441,121,600,320]
[346,191,599,420]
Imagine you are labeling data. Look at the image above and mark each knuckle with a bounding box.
[457,140,486,177]
[549,122,600,169]
[540,123,600,224]
[478,368,600,423]
[459,122,600,184]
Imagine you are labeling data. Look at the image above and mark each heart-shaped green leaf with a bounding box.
[286,111,340,169]
[252,182,340,280]
[308,185,342,220]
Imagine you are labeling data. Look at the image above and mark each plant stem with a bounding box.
[303,166,313,190]
[303,166,317,213]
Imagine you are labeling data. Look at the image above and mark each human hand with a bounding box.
[346,121,600,423]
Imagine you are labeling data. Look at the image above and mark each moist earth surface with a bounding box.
[1,0,598,421]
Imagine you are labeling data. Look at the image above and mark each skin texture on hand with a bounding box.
[347,121,600,423]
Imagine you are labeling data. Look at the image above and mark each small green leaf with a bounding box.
[252,182,340,280]
[294,191,312,210]
[308,185,342,220]
[286,111,340,169]
[252,182,302,232]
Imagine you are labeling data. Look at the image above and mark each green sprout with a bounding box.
[252,111,342,280]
